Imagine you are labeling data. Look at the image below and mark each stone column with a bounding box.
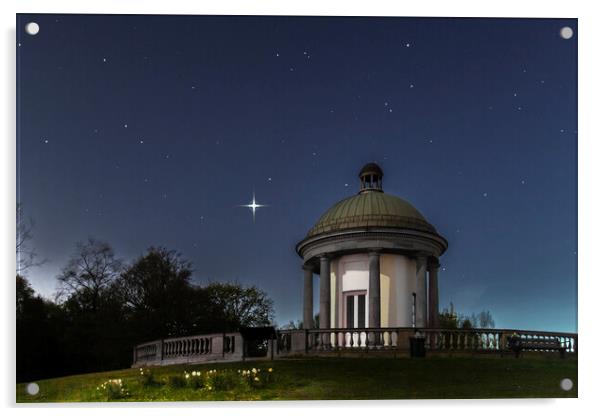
[368,251,381,328]
[303,265,314,329]
[428,260,440,328]
[415,255,428,328]
[319,255,331,329]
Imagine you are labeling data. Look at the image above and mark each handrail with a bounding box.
[132,331,243,367]
[274,327,577,355]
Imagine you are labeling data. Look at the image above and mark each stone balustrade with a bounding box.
[275,327,578,356]
[134,327,577,366]
[132,332,243,367]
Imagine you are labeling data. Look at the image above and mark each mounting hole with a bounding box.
[560,378,574,391]
[25,22,40,36]
[26,382,39,395]
[560,26,574,40]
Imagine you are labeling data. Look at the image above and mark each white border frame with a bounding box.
[2,0,599,414]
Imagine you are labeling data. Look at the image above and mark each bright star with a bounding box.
[240,192,267,222]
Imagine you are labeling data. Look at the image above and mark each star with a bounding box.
[102,57,107,63]
[240,192,267,222]
[483,192,488,197]
[42,138,49,144]
[124,123,128,128]
[139,139,144,144]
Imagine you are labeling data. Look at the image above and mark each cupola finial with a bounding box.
[358,162,384,193]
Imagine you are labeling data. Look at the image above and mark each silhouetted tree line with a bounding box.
[16,238,274,383]
[438,302,495,329]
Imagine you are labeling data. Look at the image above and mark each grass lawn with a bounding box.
[16,355,577,402]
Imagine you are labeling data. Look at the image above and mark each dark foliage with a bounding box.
[16,243,275,382]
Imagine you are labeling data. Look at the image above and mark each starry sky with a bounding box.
[16,14,577,332]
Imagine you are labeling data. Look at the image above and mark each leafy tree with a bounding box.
[16,276,66,382]
[439,302,495,329]
[205,282,274,331]
[118,247,198,340]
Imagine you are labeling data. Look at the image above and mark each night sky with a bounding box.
[17,14,577,332]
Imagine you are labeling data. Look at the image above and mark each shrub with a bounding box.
[240,367,274,389]
[138,368,160,387]
[167,374,187,389]
[205,369,239,391]
[97,379,129,400]
[186,370,205,389]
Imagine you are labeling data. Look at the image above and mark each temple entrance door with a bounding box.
[344,291,366,347]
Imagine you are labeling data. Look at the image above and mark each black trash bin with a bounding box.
[410,336,425,358]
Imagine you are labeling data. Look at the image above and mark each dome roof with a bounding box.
[306,191,437,237]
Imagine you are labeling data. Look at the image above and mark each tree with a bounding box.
[439,302,495,329]
[16,275,66,382]
[16,203,45,274]
[205,282,274,331]
[118,247,197,340]
[470,310,495,329]
[57,238,122,312]
[280,319,303,330]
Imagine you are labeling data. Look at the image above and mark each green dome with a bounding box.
[307,191,436,237]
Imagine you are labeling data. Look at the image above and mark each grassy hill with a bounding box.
[16,356,577,402]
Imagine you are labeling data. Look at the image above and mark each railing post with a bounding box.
[305,329,308,354]
[222,332,226,358]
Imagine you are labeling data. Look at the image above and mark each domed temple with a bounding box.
[297,163,448,330]
[132,162,578,366]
